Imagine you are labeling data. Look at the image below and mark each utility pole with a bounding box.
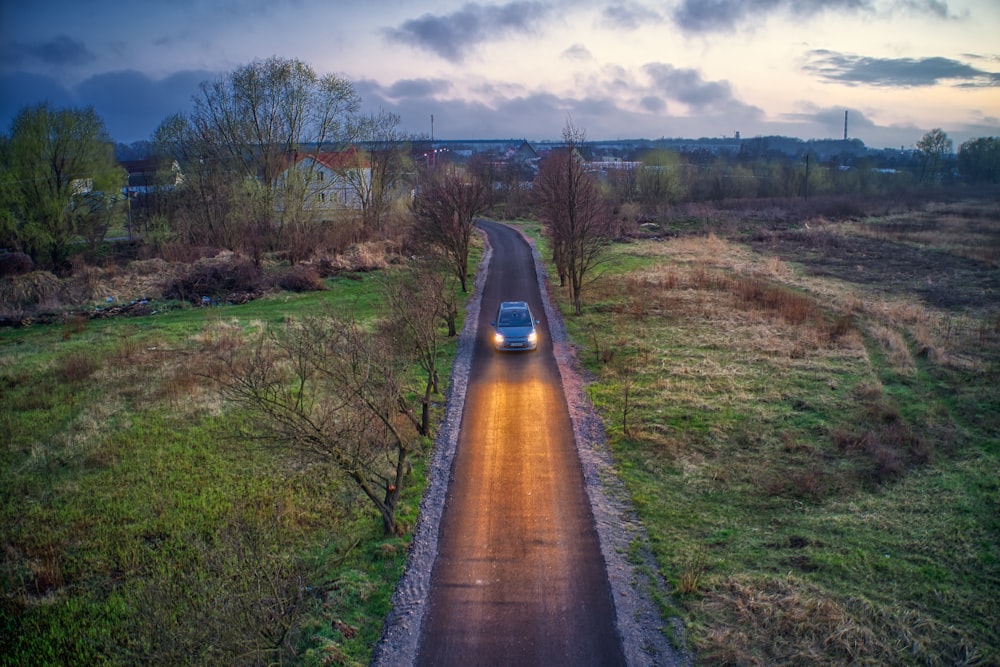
[430,114,435,168]
[844,110,848,141]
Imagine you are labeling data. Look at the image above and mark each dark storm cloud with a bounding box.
[600,1,664,30]
[0,68,211,142]
[384,2,549,62]
[805,50,1000,87]
[670,0,872,33]
[640,95,667,113]
[1,34,96,68]
[74,70,211,141]
[0,73,76,131]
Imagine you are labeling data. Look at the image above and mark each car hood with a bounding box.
[497,325,534,336]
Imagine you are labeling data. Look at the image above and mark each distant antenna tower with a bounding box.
[844,110,848,141]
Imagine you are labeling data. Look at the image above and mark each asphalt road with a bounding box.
[415,220,626,666]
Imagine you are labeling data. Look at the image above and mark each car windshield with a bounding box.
[498,309,529,326]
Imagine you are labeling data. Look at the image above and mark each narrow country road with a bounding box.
[415,220,626,666]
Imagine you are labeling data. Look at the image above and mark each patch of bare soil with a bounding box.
[747,220,1000,314]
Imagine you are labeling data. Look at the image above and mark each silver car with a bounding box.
[491,301,540,351]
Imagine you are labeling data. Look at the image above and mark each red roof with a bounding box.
[287,146,369,171]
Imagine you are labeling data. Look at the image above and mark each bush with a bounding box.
[0,271,62,315]
[276,265,326,293]
[0,252,35,277]
[163,254,263,304]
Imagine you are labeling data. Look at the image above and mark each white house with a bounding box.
[278,148,371,216]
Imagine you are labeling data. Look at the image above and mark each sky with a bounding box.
[1,0,998,149]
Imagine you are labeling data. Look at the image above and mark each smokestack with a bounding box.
[844,110,848,141]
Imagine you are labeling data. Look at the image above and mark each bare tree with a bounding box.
[380,262,456,436]
[411,166,491,292]
[345,110,410,233]
[156,57,359,256]
[534,123,614,315]
[214,313,418,536]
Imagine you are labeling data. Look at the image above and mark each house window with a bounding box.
[320,192,326,202]
[317,171,325,181]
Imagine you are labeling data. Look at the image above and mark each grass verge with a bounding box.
[513,206,999,666]
[1,262,472,665]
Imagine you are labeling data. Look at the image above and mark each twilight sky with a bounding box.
[1,0,998,148]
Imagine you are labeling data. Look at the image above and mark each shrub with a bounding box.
[54,349,103,383]
[0,271,62,316]
[276,265,326,293]
[0,252,35,277]
[163,254,263,304]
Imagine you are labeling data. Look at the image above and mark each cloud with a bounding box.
[640,95,667,113]
[75,70,211,140]
[0,68,211,143]
[562,44,593,61]
[783,105,877,134]
[1,34,96,69]
[641,62,760,115]
[804,50,1000,87]
[385,78,454,99]
[600,2,664,30]
[0,73,76,131]
[895,0,954,19]
[670,0,872,33]
[384,2,549,62]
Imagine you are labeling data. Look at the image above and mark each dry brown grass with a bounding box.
[53,349,103,384]
[659,231,997,374]
[0,271,62,313]
[843,202,1000,268]
[698,575,984,666]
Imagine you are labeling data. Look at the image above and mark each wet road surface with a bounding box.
[415,220,625,666]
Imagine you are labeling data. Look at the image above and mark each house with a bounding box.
[278,148,371,215]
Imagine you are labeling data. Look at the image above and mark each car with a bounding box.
[491,301,540,351]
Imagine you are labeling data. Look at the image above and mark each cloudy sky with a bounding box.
[2,0,998,148]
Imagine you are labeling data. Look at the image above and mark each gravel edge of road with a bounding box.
[369,234,493,667]
[526,235,691,667]
[371,225,691,666]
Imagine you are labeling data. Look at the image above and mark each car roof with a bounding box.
[498,301,530,310]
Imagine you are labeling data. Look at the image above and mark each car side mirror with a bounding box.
[535,319,540,325]
[490,320,496,326]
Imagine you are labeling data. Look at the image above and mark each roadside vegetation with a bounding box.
[0,250,474,665]
[520,194,999,665]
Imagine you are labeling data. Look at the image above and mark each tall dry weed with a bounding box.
[698,575,980,666]
[871,324,915,375]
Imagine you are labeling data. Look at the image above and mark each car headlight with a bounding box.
[494,332,505,344]
[528,331,537,343]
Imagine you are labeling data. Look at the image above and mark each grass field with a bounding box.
[516,197,999,665]
[1,267,467,666]
[3,198,997,665]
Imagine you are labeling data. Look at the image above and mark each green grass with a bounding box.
[1,262,472,666]
[528,222,999,665]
